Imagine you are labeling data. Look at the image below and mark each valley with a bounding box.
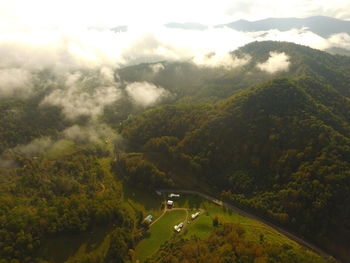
[1,40,350,262]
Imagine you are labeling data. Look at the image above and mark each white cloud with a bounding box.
[40,70,121,120]
[150,63,165,73]
[193,52,251,69]
[0,21,348,101]
[125,82,170,107]
[0,68,33,98]
[326,33,350,50]
[257,52,290,74]
[63,123,119,144]
[14,137,55,156]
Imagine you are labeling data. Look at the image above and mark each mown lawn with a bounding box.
[183,212,212,239]
[178,194,327,262]
[123,183,164,220]
[135,210,187,262]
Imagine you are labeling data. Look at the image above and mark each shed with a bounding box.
[144,215,153,222]
[167,200,174,208]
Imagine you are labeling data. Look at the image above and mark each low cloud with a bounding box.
[63,123,119,144]
[13,137,56,156]
[0,25,348,101]
[125,81,170,107]
[0,68,33,98]
[326,33,350,50]
[256,51,290,74]
[150,63,165,73]
[40,70,121,120]
[193,52,251,69]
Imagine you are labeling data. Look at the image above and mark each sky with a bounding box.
[0,0,350,30]
[0,0,349,73]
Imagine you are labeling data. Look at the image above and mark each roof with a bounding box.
[145,215,153,221]
[167,200,174,205]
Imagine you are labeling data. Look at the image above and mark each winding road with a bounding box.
[158,189,336,262]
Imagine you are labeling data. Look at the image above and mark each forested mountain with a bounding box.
[118,41,350,103]
[121,76,350,261]
[0,145,136,263]
[216,16,350,38]
[1,41,350,262]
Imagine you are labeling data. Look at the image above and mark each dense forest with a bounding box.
[120,76,350,261]
[0,145,136,263]
[118,41,350,103]
[1,41,350,262]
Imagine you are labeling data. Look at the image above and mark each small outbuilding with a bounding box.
[144,215,153,222]
[167,200,174,208]
[191,212,200,220]
[174,222,184,232]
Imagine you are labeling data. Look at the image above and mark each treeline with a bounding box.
[121,77,350,260]
[0,148,135,263]
[147,223,329,263]
[114,153,174,190]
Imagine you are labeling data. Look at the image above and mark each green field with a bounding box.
[123,183,164,220]
[135,210,187,262]
[183,212,212,238]
[136,193,327,263]
[179,194,309,248]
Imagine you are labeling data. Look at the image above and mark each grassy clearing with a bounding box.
[183,212,212,238]
[176,194,326,262]
[123,183,164,220]
[135,210,187,262]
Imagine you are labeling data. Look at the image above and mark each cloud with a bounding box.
[0,24,348,101]
[193,52,251,69]
[0,68,33,99]
[63,123,120,144]
[150,63,165,73]
[256,51,290,74]
[0,29,124,71]
[125,81,170,107]
[40,70,121,120]
[326,33,350,50]
[13,137,55,156]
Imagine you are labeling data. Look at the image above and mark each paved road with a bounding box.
[159,189,337,262]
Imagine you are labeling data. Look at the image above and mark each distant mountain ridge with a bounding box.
[164,16,350,38]
[216,16,350,37]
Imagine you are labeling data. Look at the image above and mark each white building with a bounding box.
[191,212,200,219]
[167,200,174,208]
[174,222,184,232]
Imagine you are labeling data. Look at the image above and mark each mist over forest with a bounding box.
[1,1,350,263]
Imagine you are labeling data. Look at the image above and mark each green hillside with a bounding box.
[1,41,350,262]
[118,41,350,104]
[121,76,350,262]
